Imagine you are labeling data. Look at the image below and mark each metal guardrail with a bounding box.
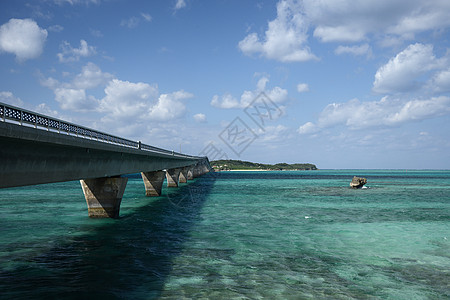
[0,102,198,159]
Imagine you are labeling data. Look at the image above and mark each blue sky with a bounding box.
[1,0,450,169]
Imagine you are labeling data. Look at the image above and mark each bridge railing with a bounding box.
[0,102,197,159]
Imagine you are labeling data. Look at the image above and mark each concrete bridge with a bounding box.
[0,103,212,218]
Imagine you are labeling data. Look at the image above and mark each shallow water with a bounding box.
[0,170,449,299]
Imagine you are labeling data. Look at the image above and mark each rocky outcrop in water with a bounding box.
[350,176,367,189]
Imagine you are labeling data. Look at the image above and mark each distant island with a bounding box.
[211,160,317,171]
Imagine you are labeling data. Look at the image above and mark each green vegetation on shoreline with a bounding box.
[211,159,317,171]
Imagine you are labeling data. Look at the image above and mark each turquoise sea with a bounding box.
[0,170,449,299]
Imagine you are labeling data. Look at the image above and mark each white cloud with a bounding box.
[34,103,60,117]
[210,94,240,109]
[141,13,152,22]
[98,79,192,124]
[256,76,269,91]
[99,79,159,119]
[90,29,103,37]
[313,26,366,43]
[430,69,450,93]
[53,0,101,5]
[265,86,288,103]
[386,2,450,37]
[373,43,442,94]
[238,0,318,62]
[73,62,114,89]
[239,0,450,64]
[120,13,152,29]
[57,39,96,62]
[297,121,317,134]
[148,91,193,121]
[0,91,24,106]
[297,83,309,93]
[211,76,288,109]
[120,17,140,29]
[258,124,289,142]
[0,18,48,62]
[40,63,113,111]
[54,88,98,111]
[193,113,206,123]
[40,64,194,123]
[306,0,450,43]
[48,24,64,32]
[174,0,186,10]
[334,44,371,57]
[298,96,450,134]
[39,75,60,89]
[388,96,450,124]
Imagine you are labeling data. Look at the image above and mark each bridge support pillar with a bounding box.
[192,166,200,178]
[141,171,165,196]
[194,163,212,178]
[187,166,194,180]
[179,167,189,183]
[80,177,128,218]
[165,168,181,187]
[193,165,205,178]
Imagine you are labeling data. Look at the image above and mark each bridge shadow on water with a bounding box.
[0,174,217,300]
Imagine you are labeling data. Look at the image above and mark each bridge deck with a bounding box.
[0,103,207,189]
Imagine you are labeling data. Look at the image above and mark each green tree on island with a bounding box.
[211,160,317,171]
